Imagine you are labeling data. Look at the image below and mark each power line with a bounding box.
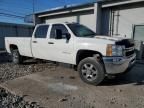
[0,8,26,15]
[0,0,35,23]
[0,13,24,19]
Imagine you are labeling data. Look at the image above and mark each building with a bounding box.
[101,0,144,41]
[35,0,144,41]
[0,22,34,50]
[35,3,100,33]
[34,0,144,59]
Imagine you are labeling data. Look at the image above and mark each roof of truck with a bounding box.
[37,22,78,25]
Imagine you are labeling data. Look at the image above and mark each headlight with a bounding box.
[106,44,124,56]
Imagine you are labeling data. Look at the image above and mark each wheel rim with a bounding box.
[81,63,98,81]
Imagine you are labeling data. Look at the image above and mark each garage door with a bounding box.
[113,7,144,38]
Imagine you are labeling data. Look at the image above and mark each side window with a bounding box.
[35,25,49,38]
[50,24,68,39]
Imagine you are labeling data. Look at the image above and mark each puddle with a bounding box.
[26,74,78,93]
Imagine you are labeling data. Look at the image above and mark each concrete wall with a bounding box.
[36,3,101,32]
[46,16,77,24]
[79,14,96,32]
[45,10,96,32]
[44,3,103,33]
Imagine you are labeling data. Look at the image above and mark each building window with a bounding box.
[133,25,144,41]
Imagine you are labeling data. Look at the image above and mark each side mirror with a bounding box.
[55,29,62,39]
[65,33,71,41]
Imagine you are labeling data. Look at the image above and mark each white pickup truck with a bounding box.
[5,23,136,85]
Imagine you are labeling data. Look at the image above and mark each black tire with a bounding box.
[11,49,23,64]
[78,57,105,85]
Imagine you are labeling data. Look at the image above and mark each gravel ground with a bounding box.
[0,87,43,108]
[0,52,56,108]
[1,52,144,108]
[0,52,56,83]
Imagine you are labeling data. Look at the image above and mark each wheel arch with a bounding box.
[9,44,19,53]
[76,49,103,65]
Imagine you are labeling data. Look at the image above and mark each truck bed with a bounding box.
[5,37,33,57]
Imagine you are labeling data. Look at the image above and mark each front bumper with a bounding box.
[103,53,136,74]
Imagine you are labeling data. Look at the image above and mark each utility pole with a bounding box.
[32,0,35,26]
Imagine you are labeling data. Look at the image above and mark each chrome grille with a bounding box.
[115,39,135,58]
[124,46,135,57]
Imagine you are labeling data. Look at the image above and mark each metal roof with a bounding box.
[0,22,34,27]
[35,0,144,16]
[35,2,95,15]
[102,0,144,8]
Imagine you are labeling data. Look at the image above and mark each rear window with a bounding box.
[34,25,49,38]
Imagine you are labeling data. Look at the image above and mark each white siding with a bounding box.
[45,14,96,32]
[113,7,144,38]
[46,16,77,24]
[79,14,95,31]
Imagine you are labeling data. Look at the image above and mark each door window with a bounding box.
[50,24,68,39]
[35,25,49,38]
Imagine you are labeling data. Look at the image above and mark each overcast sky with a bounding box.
[0,0,95,24]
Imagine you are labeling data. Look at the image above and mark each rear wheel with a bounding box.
[78,57,105,85]
[11,49,23,64]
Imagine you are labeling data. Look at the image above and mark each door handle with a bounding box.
[33,41,37,43]
[48,42,54,44]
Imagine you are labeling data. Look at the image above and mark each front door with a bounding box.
[47,24,74,64]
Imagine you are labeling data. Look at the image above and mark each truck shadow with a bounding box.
[0,52,50,65]
[0,52,11,64]
[1,52,144,86]
[101,63,144,86]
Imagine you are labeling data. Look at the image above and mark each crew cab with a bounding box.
[5,23,136,85]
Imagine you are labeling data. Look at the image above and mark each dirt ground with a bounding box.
[0,52,144,108]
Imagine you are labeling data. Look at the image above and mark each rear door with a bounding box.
[31,25,52,60]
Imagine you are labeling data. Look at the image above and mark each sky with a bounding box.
[0,0,96,24]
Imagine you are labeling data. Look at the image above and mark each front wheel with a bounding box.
[11,49,23,64]
[78,57,105,85]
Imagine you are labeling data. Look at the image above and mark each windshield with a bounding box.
[67,24,96,37]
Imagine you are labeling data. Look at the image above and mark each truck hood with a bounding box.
[76,35,134,48]
[94,35,134,48]
[95,35,127,41]
[76,35,127,45]
[75,35,134,56]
